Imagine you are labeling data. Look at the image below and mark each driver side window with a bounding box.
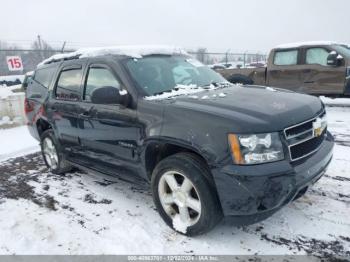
[306,48,330,66]
[84,67,121,102]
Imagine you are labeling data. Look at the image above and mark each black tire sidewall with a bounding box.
[151,153,222,236]
[40,129,67,174]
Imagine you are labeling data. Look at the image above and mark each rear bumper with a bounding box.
[212,132,334,218]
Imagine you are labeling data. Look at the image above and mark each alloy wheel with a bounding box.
[42,137,58,170]
[158,171,201,227]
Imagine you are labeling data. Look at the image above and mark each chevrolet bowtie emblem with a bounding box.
[313,117,325,137]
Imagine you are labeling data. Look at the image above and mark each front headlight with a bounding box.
[228,133,284,164]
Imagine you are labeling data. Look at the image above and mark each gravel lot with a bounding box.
[0,105,349,258]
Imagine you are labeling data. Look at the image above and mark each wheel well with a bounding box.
[145,142,208,180]
[228,74,253,85]
[36,119,52,138]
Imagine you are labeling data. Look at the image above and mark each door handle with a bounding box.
[79,111,91,118]
[30,93,42,99]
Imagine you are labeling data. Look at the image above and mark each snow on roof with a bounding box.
[275,41,338,49]
[38,45,188,66]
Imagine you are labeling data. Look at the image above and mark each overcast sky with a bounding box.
[1,0,349,52]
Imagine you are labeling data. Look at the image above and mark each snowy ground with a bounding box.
[0,106,349,258]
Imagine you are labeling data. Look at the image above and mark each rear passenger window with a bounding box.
[34,67,56,88]
[274,50,298,65]
[306,48,330,66]
[84,68,121,102]
[55,69,82,101]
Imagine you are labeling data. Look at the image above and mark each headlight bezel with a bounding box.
[228,132,285,165]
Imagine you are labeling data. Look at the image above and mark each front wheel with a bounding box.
[151,153,223,236]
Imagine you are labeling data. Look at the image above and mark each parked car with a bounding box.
[25,46,334,236]
[217,41,350,97]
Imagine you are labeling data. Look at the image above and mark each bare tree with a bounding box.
[195,48,209,64]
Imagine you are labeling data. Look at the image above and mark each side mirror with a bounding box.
[327,51,343,66]
[91,86,127,105]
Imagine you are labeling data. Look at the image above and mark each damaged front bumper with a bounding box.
[212,131,334,220]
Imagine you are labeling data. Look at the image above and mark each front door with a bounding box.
[267,49,304,92]
[300,47,346,95]
[76,63,142,179]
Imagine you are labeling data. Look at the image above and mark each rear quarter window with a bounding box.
[34,67,57,88]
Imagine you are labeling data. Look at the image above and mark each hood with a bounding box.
[166,85,323,133]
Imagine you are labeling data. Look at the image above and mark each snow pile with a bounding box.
[38,45,188,66]
[0,126,39,161]
[0,75,24,82]
[320,96,350,107]
[144,84,217,100]
[265,87,276,92]
[0,88,15,99]
[0,75,24,87]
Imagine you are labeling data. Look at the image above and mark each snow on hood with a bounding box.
[38,45,188,66]
[144,84,218,101]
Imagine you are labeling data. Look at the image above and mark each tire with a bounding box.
[40,129,72,174]
[228,75,253,85]
[151,152,223,236]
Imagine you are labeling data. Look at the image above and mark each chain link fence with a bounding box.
[0,49,73,77]
[189,51,268,68]
[0,49,268,77]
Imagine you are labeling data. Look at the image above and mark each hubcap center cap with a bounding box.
[174,191,186,205]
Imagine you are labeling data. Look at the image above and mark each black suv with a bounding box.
[25,46,334,236]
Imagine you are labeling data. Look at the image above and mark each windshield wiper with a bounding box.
[203,81,232,88]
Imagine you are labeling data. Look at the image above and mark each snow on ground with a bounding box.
[0,126,39,161]
[0,105,349,257]
[321,96,350,107]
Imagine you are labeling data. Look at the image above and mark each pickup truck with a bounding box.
[217,41,350,97]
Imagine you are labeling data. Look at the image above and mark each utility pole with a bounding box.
[37,35,45,60]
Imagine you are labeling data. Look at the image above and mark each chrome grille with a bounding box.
[284,110,327,161]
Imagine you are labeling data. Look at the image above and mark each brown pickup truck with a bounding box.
[217,42,350,97]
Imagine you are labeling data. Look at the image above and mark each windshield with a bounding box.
[125,55,227,96]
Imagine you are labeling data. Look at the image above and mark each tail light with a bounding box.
[24,98,34,114]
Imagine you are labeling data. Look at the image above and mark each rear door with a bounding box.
[46,62,85,155]
[267,49,304,91]
[75,60,142,179]
[300,47,346,95]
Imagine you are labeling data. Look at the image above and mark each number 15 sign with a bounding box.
[6,56,24,71]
